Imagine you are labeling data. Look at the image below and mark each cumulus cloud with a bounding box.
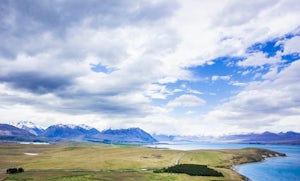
[282,36,300,54]
[214,0,278,27]
[167,94,206,108]
[204,59,300,131]
[211,75,231,81]
[237,52,280,67]
[0,1,181,121]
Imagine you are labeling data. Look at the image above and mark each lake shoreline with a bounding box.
[223,148,286,181]
[232,150,286,181]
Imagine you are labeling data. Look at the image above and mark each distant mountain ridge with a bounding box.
[0,122,157,144]
[42,124,100,139]
[1,122,299,144]
[153,132,300,144]
[220,131,300,144]
[87,128,157,143]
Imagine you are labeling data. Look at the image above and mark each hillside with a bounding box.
[0,124,38,142]
[13,121,45,136]
[87,128,157,143]
[41,124,100,139]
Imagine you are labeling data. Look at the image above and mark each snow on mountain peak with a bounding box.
[66,124,77,129]
[55,124,77,129]
[15,121,43,129]
[12,121,44,136]
[54,124,93,130]
[78,124,93,130]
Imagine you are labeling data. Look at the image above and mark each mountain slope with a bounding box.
[42,124,100,139]
[13,121,44,136]
[42,125,156,143]
[87,128,157,143]
[0,124,38,141]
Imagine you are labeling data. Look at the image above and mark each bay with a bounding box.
[147,142,300,181]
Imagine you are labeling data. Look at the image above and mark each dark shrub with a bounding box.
[18,168,24,173]
[6,168,24,174]
[6,168,18,174]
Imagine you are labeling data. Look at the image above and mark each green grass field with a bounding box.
[0,143,266,181]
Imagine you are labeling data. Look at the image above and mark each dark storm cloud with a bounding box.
[0,72,72,94]
[56,95,149,117]
[0,0,178,34]
[0,0,178,58]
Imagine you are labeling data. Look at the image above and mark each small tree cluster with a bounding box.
[6,168,24,174]
[162,164,223,177]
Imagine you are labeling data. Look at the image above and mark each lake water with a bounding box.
[147,142,300,181]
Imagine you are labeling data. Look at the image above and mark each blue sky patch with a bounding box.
[90,63,113,74]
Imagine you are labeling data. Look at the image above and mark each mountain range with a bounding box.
[1,121,299,144]
[220,131,300,144]
[0,122,157,144]
[153,132,300,144]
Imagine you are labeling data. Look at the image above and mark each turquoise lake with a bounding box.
[148,142,300,181]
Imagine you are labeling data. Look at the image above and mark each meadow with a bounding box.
[0,143,272,181]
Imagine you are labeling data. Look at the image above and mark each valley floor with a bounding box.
[0,143,283,181]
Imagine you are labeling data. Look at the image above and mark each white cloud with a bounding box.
[237,52,280,67]
[167,94,206,108]
[214,0,278,27]
[262,66,279,80]
[283,36,300,54]
[185,110,194,115]
[211,75,231,81]
[241,70,251,76]
[186,89,203,95]
[145,84,172,99]
[230,81,247,87]
[204,59,300,132]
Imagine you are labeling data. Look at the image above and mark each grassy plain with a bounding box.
[0,143,269,181]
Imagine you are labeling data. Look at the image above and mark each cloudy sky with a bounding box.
[1,0,300,135]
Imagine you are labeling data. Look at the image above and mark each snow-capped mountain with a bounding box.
[88,128,157,143]
[0,124,35,137]
[2,121,300,144]
[41,124,156,143]
[78,124,93,130]
[42,124,100,139]
[13,121,44,136]
[76,124,100,135]
[0,124,40,142]
[2,122,157,143]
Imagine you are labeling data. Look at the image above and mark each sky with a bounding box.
[1,0,300,136]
